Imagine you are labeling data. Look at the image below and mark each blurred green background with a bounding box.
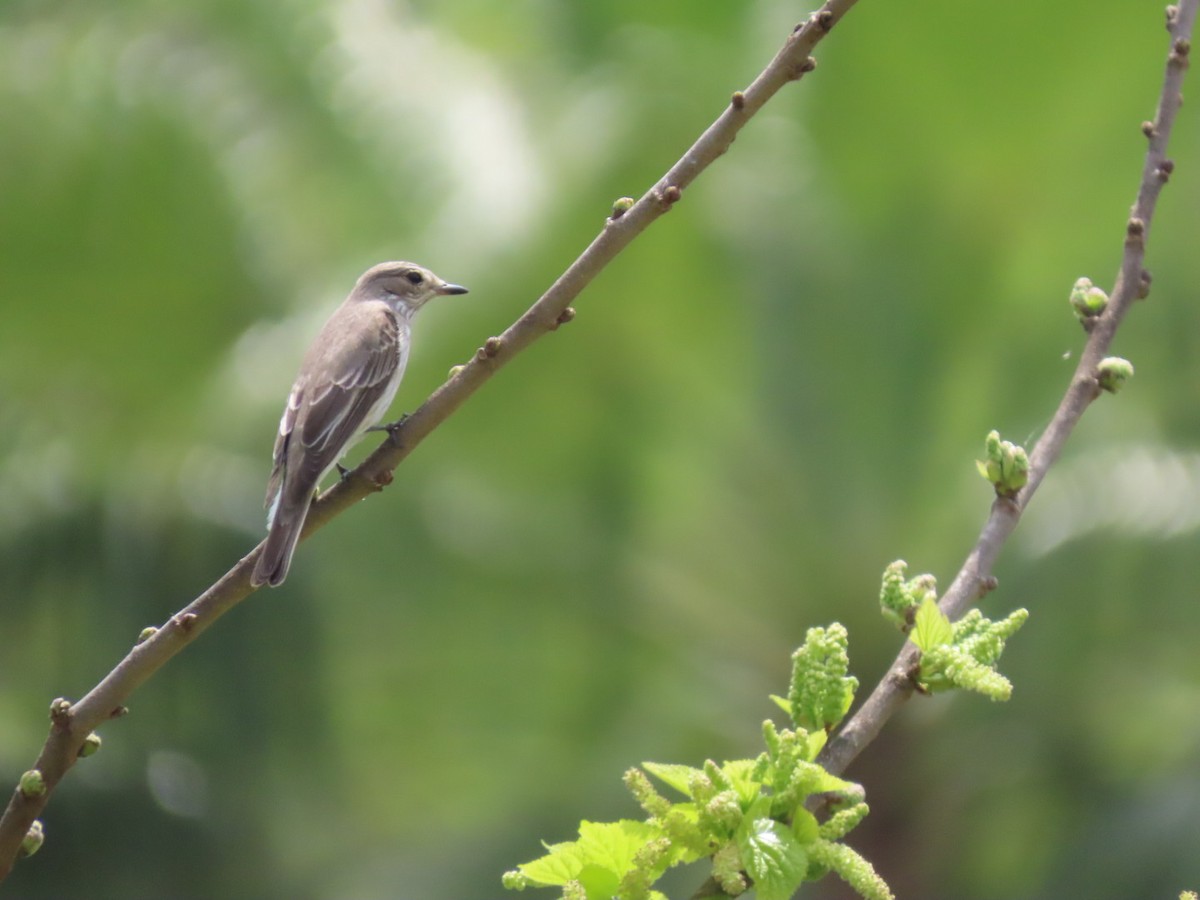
[2,0,1198,898]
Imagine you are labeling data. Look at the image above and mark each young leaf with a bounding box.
[642,762,705,798]
[518,841,587,886]
[910,597,952,652]
[720,759,765,807]
[791,808,821,844]
[737,818,809,900]
[575,863,619,899]
[575,820,661,876]
[514,820,662,892]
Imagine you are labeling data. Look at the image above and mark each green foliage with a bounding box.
[507,601,1031,898]
[505,626,891,900]
[910,601,1029,701]
[975,430,1030,498]
[910,597,953,653]
[737,817,808,900]
[785,624,859,735]
[878,560,938,631]
[501,820,673,900]
[807,840,894,900]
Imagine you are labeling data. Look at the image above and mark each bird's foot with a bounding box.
[336,463,351,482]
[368,413,409,436]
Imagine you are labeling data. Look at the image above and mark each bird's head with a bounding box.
[355,261,469,313]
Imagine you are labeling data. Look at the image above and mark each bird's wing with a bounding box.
[263,387,302,509]
[265,304,403,508]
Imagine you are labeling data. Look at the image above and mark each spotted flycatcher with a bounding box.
[251,261,468,587]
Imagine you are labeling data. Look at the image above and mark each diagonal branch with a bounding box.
[816,0,1197,781]
[0,0,862,881]
[681,8,1196,900]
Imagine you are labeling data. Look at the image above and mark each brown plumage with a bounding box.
[252,261,467,587]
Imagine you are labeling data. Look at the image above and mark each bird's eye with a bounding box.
[404,270,425,285]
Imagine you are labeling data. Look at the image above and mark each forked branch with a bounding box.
[817,0,1197,782]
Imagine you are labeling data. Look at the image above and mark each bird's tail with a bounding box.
[251,502,308,587]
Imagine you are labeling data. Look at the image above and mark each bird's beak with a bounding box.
[437,282,469,296]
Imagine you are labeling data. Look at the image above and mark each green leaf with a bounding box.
[911,597,952,651]
[519,841,586,886]
[576,863,619,899]
[769,694,793,716]
[515,820,661,892]
[738,818,809,900]
[576,820,661,875]
[642,762,705,798]
[804,727,828,760]
[792,808,821,844]
[805,768,861,797]
[720,759,765,806]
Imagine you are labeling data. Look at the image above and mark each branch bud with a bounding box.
[79,732,103,758]
[1097,357,1135,394]
[19,820,44,859]
[976,430,1029,498]
[1069,277,1108,322]
[49,698,72,726]
[609,196,634,220]
[19,770,46,798]
[1137,269,1153,300]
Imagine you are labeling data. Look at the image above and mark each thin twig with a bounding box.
[681,8,1197,900]
[816,0,1197,781]
[0,0,861,881]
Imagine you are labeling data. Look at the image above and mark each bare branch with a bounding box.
[817,0,1198,782]
[0,0,861,881]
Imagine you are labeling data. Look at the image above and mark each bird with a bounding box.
[251,261,468,587]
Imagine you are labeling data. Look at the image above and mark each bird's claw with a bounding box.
[336,463,351,482]
[369,413,410,436]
